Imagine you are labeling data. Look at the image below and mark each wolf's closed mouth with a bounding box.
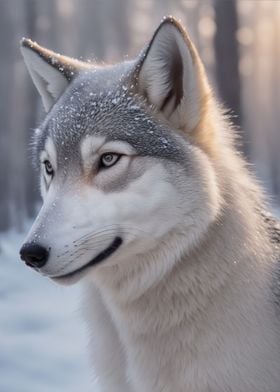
[54,236,123,279]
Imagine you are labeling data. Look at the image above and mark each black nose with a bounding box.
[20,243,49,269]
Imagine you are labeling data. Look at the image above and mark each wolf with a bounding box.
[19,16,280,392]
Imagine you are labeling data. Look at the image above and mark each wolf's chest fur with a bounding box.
[89,203,280,392]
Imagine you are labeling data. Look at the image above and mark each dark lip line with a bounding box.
[54,236,123,279]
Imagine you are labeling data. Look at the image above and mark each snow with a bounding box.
[0,229,94,392]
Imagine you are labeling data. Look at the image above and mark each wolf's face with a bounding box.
[20,18,221,284]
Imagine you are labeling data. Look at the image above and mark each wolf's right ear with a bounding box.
[135,17,211,132]
[21,39,88,111]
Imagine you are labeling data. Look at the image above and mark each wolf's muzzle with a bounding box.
[20,243,49,269]
[53,236,123,280]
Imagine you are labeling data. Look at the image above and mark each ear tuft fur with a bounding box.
[136,16,210,132]
[20,38,89,111]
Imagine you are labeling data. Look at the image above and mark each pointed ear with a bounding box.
[20,39,88,111]
[136,17,210,132]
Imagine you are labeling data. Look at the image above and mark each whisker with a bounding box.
[75,224,150,241]
[73,225,151,246]
[54,238,120,274]
[57,238,114,259]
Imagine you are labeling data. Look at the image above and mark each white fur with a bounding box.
[84,155,280,392]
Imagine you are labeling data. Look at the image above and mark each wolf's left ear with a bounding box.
[136,17,210,131]
[21,39,87,111]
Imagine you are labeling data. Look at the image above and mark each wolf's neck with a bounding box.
[94,174,273,339]
[90,171,279,392]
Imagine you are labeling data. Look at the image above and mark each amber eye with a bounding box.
[100,153,121,168]
[43,160,54,176]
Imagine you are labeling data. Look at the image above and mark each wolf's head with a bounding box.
[19,17,222,285]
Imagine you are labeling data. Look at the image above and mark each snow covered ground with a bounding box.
[0,229,94,392]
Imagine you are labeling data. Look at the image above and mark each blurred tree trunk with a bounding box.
[23,0,59,220]
[24,0,40,219]
[6,0,40,231]
[213,0,244,150]
[106,0,131,60]
[0,2,12,231]
[76,0,131,62]
[21,0,57,225]
[271,5,280,201]
[77,0,107,60]
[0,0,56,232]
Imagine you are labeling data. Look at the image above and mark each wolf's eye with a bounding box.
[43,160,54,176]
[100,153,121,168]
